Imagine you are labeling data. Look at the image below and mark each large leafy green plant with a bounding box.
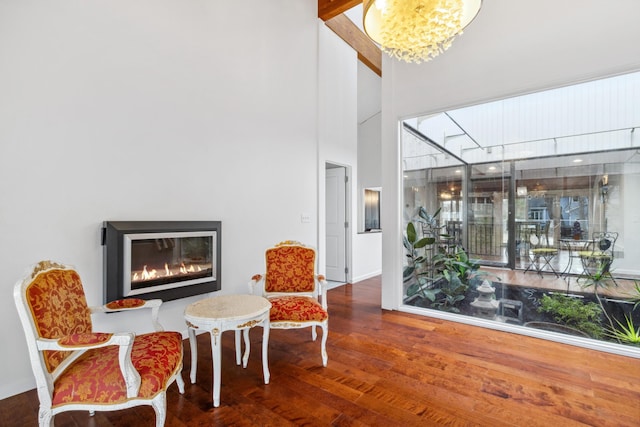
[430,245,494,313]
[404,221,437,300]
[432,245,479,285]
[431,269,468,312]
[404,208,499,313]
[403,207,441,300]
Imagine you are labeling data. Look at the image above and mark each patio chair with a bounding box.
[13,260,185,427]
[524,234,559,277]
[578,231,618,284]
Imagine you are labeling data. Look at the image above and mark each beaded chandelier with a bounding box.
[363,0,482,63]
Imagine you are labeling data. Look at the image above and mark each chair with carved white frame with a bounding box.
[249,241,329,367]
[13,260,185,427]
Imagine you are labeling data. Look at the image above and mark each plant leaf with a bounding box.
[414,237,435,248]
[407,222,416,244]
[403,266,415,279]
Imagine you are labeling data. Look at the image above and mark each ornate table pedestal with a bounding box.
[184,294,271,407]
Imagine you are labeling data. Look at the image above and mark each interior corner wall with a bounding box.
[0,0,319,399]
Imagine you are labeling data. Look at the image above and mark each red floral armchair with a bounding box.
[249,241,329,366]
[13,261,185,427]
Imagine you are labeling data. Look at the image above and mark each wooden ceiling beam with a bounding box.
[324,12,382,77]
[318,0,363,22]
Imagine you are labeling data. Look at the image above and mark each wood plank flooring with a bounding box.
[3,276,639,426]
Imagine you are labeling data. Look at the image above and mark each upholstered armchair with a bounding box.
[13,261,185,427]
[249,241,329,367]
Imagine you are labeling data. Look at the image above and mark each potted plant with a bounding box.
[572,220,582,240]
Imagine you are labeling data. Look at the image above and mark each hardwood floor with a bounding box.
[3,276,639,426]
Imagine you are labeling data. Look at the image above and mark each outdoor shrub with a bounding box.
[538,293,604,338]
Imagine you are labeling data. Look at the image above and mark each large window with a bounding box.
[400,71,640,355]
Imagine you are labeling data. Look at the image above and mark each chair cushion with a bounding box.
[269,296,328,323]
[532,248,557,255]
[578,251,611,259]
[51,331,183,407]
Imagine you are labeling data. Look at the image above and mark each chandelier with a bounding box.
[363,0,482,63]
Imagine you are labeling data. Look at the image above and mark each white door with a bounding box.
[325,166,347,282]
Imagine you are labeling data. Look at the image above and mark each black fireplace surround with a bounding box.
[103,221,221,302]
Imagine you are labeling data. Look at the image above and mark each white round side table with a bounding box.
[184,294,271,407]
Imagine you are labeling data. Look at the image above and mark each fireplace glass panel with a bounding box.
[124,231,216,296]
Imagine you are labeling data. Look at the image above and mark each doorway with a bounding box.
[325,164,348,282]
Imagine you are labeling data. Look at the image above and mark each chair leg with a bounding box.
[38,407,53,427]
[175,365,185,394]
[151,392,167,427]
[320,323,328,367]
[524,253,539,276]
[311,325,317,341]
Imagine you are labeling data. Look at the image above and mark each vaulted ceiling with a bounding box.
[318,0,382,76]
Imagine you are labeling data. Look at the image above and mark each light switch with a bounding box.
[301,213,311,223]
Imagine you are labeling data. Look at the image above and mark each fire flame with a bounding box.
[132,262,205,282]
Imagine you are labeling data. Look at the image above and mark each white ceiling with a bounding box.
[343,1,640,167]
[390,0,640,120]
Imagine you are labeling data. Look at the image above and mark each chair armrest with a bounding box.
[37,332,131,351]
[37,332,142,398]
[90,298,164,331]
[316,274,328,310]
[248,274,264,294]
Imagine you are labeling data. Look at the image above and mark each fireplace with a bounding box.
[103,221,221,302]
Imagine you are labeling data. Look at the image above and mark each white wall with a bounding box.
[317,23,384,285]
[353,108,383,282]
[354,65,382,282]
[352,232,382,282]
[0,0,321,399]
[380,0,640,309]
[317,22,359,282]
